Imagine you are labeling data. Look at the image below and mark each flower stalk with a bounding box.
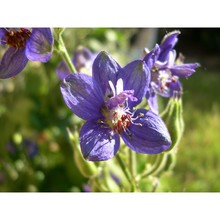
[137,153,165,180]
[115,153,136,192]
[129,149,136,179]
[53,28,77,74]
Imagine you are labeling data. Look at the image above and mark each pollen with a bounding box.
[5,28,31,49]
[102,106,132,135]
[112,112,131,134]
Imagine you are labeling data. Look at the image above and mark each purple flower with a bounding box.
[0,28,53,79]
[23,138,38,159]
[56,47,97,80]
[5,139,38,159]
[144,31,199,113]
[61,51,171,161]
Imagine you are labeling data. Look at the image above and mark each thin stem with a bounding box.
[129,149,136,178]
[55,31,77,74]
[138,153,165,180]
[115,154,136,192]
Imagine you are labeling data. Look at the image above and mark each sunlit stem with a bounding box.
[115,154,137,192]
[129,149,136,179]
[137,153,165,180]
[54,28,77,74]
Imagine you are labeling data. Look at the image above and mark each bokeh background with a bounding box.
[0,28,220,192]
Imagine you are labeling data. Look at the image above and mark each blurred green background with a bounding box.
[0,28,220,192]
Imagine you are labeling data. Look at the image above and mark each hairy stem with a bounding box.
[54,29,77,73]
[116,154,136,192]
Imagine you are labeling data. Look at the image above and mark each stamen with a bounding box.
[152,67,158,73]
[115,78,123,94]
[108,80,116,97]
[131,112,144,121]
[108,135,113,142]
[4,28,31,49]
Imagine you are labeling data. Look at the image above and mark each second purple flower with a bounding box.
[0,28,54,79]
[60,51,171,161]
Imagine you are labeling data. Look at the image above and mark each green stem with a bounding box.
[129,149,136,178]
[55,31,77,74]
[138,153,165,180]
[115,154,136,192]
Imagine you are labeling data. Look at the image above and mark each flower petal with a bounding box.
[0,48,28,79]
[25,28,53,62]
[119,60,150,108]
[106,90,137,109]
[146,88,159,114]
[143,44,160,69]
[92,51,121,96]
[169,80,182,97]
[170,63,200,78]
[73,47,96,72]
[56,47,97,80]
[60,73,104,121]
[0,28,6,45]
[56,61,71,80]
[80,121,120,161]
[121,109,171,154]
[159,30,180,62]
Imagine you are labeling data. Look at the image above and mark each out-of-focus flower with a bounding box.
[56,46,97,80]
[5,138,38,159]
[61,51,171,161]
[0,28,54,79]
[143,31,199,114]
[23,138,38,159]
[83,184,92,192]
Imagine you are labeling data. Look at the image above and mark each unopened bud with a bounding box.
[160,96,184,151]
[163,152,176,172]
[53,28,65,40]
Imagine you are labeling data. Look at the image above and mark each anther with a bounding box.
[138,113,144,117]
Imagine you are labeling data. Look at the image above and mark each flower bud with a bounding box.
[67,128,100,178]
[53,28,65,41]
[160,96,184,151]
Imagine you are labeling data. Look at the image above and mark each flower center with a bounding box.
[100,78,143,135]
[103,106,132,134]
[4,28,31,48]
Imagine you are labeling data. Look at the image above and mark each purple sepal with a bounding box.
[169,80,182,97]
[25,28,53,62]
[0,28,6,45]
[106,90,137,109]
[159,30,180,62]
[80,121,120,161]
[122,109,171,154]
[92,51,121,96]
[56,61,71,80]
[170,63,200,78]
[73,47,97,71]
[0,48,28,79]
[146,88,159,114]
[60,73,104,121]
[120,60,150,109]
[143,44,160,69]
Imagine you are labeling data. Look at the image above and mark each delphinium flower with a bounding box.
[60,51,171,161]
[6,139,38,159]
[143,30,200,113]
[56,46,96,80]
[23,138,38,159]
[0,28,53,79]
